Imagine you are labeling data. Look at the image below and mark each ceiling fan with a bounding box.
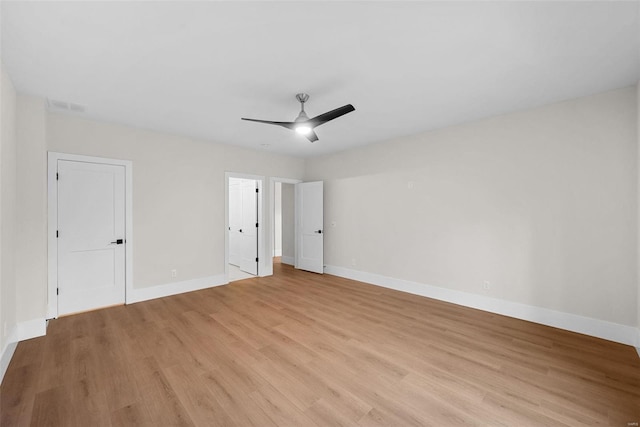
[241,93,355,142]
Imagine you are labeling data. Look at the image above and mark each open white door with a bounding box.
[228,178,242,266]
[239,179,258,275]
[57,160,126,315]
[295,181,324,274]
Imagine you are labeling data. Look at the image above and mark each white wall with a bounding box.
[306,86,638,328]
[281,183,295,264]
[0,65,18,373]
[274,182,282,257]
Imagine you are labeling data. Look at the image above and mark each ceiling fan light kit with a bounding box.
[241,93,355,143]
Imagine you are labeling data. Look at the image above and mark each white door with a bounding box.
[57,160,126,315]
[296,181,324,274]
[239,179,258,275]
[228,179,242,266]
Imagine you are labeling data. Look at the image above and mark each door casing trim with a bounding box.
[47,152,133,319]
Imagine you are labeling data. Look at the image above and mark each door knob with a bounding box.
[315,230,322,234]
[239,229,243,233]
[110,239,124,245]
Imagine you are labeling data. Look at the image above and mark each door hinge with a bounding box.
[256,222,259,228]
[255,188,259,193]
[56,172,59,181]
[56,288,59,295]
[255,257,259,262]
[56,230,59,238]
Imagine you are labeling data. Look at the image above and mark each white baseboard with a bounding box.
[325,265,639,348]
[0,342,18,386]
[17,318,47,341]
[126,274,227,304]
[0,325,18,385]
[281,256,294,266]
[2,276,227,384]
[274,249,282,257]
[0,317,47,385]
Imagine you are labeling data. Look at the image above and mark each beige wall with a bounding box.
[15,95,47,323]
[46,113,304,291]
[1,66,17,352]
[306,86,638,327]
[274,182,282,255]
[7,106,304,325]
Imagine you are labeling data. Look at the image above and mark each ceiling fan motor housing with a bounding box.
[295,93,310,122]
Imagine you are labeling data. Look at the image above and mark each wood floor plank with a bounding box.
[248,382,320,427]
[2,262,639,426]
[163,363,235,426]
[199,369,279,427]
[66,378,111,427]
[250,357,320,412]
[29,385,78,427]
[110,403,154,427]
[135,364,194,427]
[0,362,39,427]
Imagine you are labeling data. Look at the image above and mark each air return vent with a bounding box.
[47,98,87,113]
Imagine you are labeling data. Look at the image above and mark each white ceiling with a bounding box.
[2,1,639,158]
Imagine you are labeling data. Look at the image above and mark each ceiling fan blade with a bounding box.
[306,130,319,143]
[308,104,355,128]
[241,117,296,130]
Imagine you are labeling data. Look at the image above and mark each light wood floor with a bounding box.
[2,263,640,426]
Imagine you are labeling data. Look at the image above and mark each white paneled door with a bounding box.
[239,179,258,275]
[296,181,324,274]
[228,178,242,266]
[57,160,126,315]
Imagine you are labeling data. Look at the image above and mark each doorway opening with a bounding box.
[273,181,296,269]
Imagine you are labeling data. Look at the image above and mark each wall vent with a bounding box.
[46,98,87,113]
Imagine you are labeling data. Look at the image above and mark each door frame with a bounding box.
[224,172,265,280]
[47,152,133,319]
[266,177,302,277]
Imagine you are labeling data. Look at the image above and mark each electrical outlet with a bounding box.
[171,269,177,278]
[483,281,491,290]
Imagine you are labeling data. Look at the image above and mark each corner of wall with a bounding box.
[15,93,48,324]
[0,63,19,384]
[637,81,640,349]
